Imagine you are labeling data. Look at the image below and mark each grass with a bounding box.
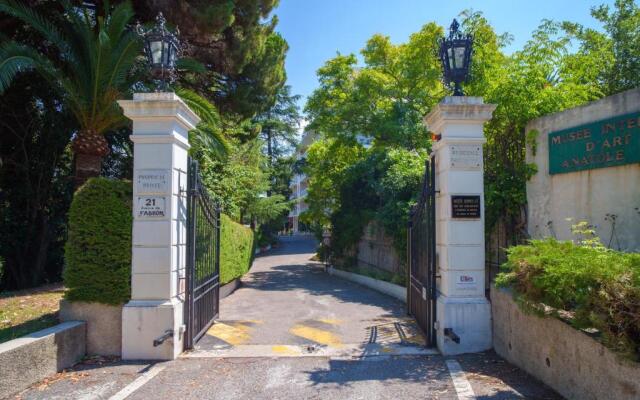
[0,284,64,343]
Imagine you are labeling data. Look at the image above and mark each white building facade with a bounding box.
[288,130,317,233]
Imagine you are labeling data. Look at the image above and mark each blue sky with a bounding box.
[274,0,618,113]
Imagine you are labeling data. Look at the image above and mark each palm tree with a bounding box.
[0,0,141,185]
[176,87,231,160]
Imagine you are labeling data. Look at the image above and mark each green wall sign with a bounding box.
[548,112,640,175]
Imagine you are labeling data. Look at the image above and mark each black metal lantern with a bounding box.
[438,19,473,96]
[137,13,181,90]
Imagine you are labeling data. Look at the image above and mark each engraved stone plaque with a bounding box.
[135,169,170,194]
[450,145,482,169]
[136,196,167,219]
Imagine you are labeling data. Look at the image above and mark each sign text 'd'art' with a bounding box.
[548,112,640,174]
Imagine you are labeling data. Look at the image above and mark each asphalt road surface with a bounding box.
[12,236,562,400]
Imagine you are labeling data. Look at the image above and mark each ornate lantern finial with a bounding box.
[137,13,182,91]
[439,19,474,96]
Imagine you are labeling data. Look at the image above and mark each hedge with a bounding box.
[220,214,255,284]
[64,179,254,304]
[64,178,132,305]
[496,238,640,361]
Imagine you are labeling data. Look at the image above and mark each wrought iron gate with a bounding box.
[184,158,221,350]
[407,155,437,347]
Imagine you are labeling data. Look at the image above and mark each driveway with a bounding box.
[12,236,562,400]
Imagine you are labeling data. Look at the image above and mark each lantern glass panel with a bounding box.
[454,46,466,69]
[168,44,177,67]
[447,47,455,69]
[163,41,170,65]
[150,40,163,65]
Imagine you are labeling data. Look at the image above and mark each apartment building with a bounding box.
[288,130,317,233]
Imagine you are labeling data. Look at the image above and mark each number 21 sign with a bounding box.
[137,196,166,218]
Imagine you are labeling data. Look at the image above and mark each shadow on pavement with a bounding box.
[304,355,450,386]
[242,263,405,318]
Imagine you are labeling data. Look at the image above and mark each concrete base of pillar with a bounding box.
[121,298,185,360]
[436,295,492,355]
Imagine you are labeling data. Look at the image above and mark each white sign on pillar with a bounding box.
[118,92,200,360]
[424,96,496,355]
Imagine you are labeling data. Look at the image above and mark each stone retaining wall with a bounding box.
[60,300,122,356]
[356,221,401,275]
[0,321,86,398]
[328,266,406,303]
[492,287,640,400]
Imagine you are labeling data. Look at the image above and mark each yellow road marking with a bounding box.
[290,324,343,348]
[317,318,341,325]
[206,322,251,346]
[271,345,302,355]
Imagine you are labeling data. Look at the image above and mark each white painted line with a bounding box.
[446,359,476,400]
[108,363,166,400]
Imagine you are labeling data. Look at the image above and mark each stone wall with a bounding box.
[525,88,640,251]
[60,300,122,356]
[356,221,402,275]
[0,321,86,398]
[492,287,640,400]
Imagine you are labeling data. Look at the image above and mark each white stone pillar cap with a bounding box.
[118,92,201,131]
[424,96,496,136]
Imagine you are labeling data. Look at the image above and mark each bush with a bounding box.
[64,179,254,303]
[496,238,640,361]
[64,178,132,305]
[220,214,255,284]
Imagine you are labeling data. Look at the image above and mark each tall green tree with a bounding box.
[129,0,288,118]
[254,84,301,165]
[305,22,444,150]
[0,73,75,289]
[563,0,640,95]
[0,0,142,185]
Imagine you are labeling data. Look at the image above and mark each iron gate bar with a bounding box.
[407,154,437,347]
[185,158,221,350]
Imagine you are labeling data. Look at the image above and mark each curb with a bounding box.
[220,278,242,299]
[327,266,406,303]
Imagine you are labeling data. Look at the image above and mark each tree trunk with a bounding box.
[72,129,110,187]
[266,128,272,197]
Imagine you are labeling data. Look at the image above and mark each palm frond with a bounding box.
[176,57,207,74]
[193,124,231,160]
[0,41,61,92]
[106,1,135,43]
[176,88,221,126]
[0,0,71,59]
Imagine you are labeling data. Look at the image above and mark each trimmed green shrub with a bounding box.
[496,238,640,361]
[64,178,132,305]
[63,178,254,303]
[220,214,255,284]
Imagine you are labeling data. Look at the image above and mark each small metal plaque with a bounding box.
[450,145,482,169]
[136,196,167,218]
[451,195,481,219]
[135,169,170,194]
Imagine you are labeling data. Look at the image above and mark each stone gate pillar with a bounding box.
[424,96,496,355]
[118,93,200,360]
